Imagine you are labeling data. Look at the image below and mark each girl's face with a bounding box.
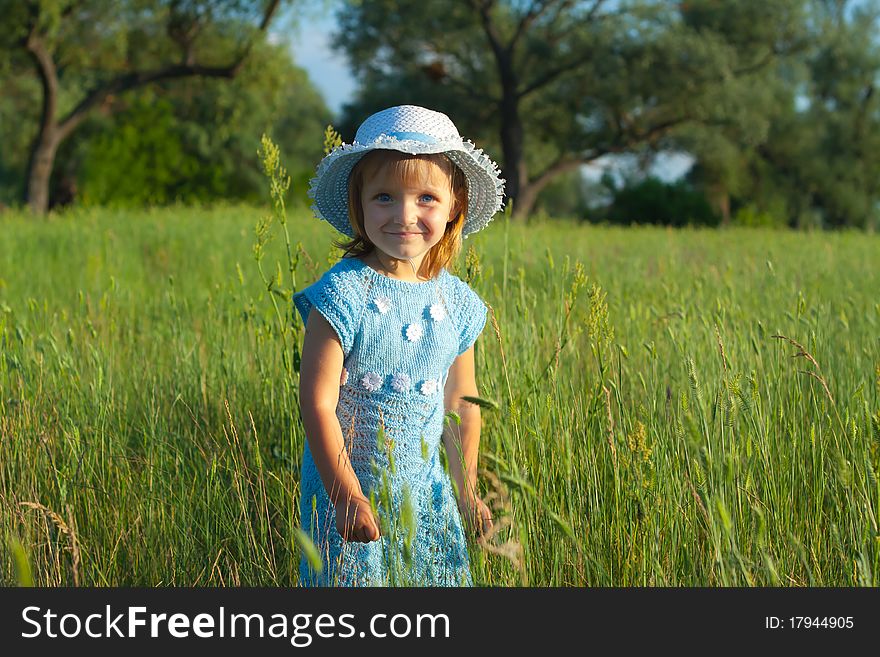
[359,158,456,270]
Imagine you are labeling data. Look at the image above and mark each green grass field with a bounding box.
[1,203,878,586]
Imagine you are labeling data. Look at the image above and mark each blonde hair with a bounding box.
[335,150,468,280]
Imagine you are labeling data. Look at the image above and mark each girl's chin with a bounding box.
[383,251,422,261]
[376,247,429,263]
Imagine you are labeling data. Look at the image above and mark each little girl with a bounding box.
[292,105,504,587]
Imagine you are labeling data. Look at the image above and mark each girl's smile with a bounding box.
[358,161,456,277]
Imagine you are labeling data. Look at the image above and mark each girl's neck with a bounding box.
[363,251,430,283]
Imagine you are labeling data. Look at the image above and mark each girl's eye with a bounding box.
[419,194,436,203]
[375,193,392,202]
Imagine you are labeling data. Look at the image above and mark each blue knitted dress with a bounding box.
[292,255,487,586]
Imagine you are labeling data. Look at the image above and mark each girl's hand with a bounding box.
[335,494,381,543]
[459,494,493,537]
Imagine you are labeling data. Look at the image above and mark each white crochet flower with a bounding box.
[429,302,446,322]
[420,379,439,396]
[361,371,383,392]
[340,367,349,386]
[405,322,423,342]
[374,296,391,314]
[391,373,411,393]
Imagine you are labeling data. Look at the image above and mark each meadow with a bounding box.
[1,202,878,586]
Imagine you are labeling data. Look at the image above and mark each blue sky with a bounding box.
[285,9,354,118]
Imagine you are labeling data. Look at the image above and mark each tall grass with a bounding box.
[1,201,878,586]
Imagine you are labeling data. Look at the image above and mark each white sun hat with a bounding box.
[308,105,505,238]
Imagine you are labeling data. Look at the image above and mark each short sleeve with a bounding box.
[452,279,488,356]
[292,266,364,356]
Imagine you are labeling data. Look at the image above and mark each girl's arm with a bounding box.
[299,310,379,543]
[442,345,493,535]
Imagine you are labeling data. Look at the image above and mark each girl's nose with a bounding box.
[397,197,420,224]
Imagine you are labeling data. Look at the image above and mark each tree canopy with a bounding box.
[330,0,880,229]
[675,0,880,229]
[333,0,808,220]
[0,0,325,213]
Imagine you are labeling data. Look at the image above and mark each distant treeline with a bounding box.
[2,1,879,230]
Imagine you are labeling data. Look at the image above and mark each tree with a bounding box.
[0,0,285,215]
[766,0,880,229]
[605,176,718,227]
[52,40,329,207]
[680,0,880,230]
[334,0,806,220]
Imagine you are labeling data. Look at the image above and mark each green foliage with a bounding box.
[0,1,323,209]
[675,1,880,230]
[334,0,805,218]
[731,204,786,228]
[605,177,719,227]
[77,97,207,206]
[46,40,330,208]
[322,125,343,156]
[788,2,880,229]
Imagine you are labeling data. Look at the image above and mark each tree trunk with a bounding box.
[718,191,730,225]
[516,158,587,221]
[515,180,541,220]
[25,127,59,215]
[24,27,60,216]
[499,94,529,220]
[474,2,529,220]
[708,183,730,225]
